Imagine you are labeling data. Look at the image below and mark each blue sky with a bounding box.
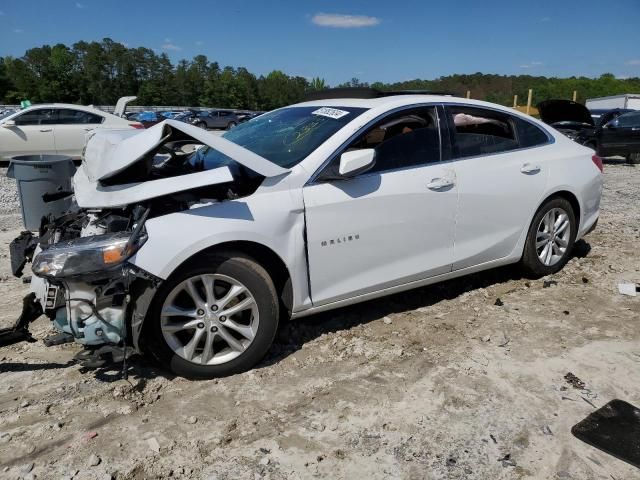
[0,0,639,85]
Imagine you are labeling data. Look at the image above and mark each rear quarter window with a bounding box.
[514,118,550,148]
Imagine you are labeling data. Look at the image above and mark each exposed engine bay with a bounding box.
[0,120,286,360]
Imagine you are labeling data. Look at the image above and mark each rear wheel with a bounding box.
[146,253,279,378]
[196,121,207,130]
[226,121,237,130]
[521,197,577,278]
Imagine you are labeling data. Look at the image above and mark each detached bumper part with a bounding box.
[9,231,37,277]
[0,293,42,347]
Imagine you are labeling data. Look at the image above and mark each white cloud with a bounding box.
[75,2,86,8]
[519,61,543,69]
[312,13,380,28]
[13,28,23,33]
[195,40,204,46]
[625,59,640,66]
[540,17,551,22]
[162,38,182,51]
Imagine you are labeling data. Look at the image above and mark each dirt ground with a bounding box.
[0,162,639,480]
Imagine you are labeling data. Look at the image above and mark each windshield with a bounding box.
[188,106,367,170]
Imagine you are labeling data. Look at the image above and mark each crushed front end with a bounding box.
[1,205,162,355]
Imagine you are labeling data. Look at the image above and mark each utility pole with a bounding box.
[526,89,533,115]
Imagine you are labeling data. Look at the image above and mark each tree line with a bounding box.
[1,38,639,110]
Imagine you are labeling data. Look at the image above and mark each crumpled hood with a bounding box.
[83,119,289,182]
[537,100,594,127]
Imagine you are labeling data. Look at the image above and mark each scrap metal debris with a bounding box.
[565,372,586,390]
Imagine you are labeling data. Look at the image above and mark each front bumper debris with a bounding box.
[0,293,42,347]
[9,231,37,277]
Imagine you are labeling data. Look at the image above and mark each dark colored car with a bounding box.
[191,109,239,130]
[589,108,635,126]
[538,100,640,164]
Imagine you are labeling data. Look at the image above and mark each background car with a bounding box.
[579,111,640,164]
[539,99,640,163]
[129,111,165,128]
[589,108,635,125]
[0,103,143,161]
[191,109,239,130]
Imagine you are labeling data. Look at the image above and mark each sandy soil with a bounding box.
[0,163,639,480]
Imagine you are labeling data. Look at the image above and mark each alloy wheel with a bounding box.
[535,207,571,266]
[160,274,259,365]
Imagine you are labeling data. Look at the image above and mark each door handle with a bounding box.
[83,127,94,131]
[520,163,541,174]
[39,128,52,132]
[427,178,454,190]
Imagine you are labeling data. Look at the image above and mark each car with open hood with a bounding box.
[5,90,603,378]
[538,99,640,163]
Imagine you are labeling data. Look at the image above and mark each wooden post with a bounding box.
[572,90,577,102]
[466,90,471,99]
[513,95,518,108]
[526,89,533,115]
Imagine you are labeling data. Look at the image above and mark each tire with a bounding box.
[196,122,207,130]
[627,153,640,165]
[520,197,577,278]
[226,121,237,130]
[145,253,279,379]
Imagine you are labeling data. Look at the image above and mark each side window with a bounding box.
[448,106,519,158]
[14,109,57,126]
[514,118,549,148]
[219,111,230,117]
[616,112,640,128]
[325,107,441,176]
[58,109,104,125]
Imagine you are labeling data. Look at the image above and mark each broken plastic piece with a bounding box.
[617,283,638,297]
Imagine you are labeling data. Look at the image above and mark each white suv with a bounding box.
[21,91,602,378]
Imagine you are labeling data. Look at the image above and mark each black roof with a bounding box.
[304,87,459,102]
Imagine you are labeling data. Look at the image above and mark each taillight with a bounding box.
[591,154,603,173]
[129,123,145,129]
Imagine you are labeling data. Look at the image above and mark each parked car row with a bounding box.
[537,99,640,164]
[124,109,265,130]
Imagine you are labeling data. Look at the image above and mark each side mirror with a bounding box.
[2,120,16,127]
[338,149,376,178]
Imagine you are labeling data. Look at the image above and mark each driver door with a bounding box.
[0,108,57,159]
[302,106,458,306]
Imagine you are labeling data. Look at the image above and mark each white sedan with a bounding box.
[22,91,602,378]
[0,103,143,161]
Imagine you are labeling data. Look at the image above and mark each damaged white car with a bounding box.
[5,90,603,378]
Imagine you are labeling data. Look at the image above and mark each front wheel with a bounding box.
[226,121,237,130]
[520,197,577,278]
[146,253,279,379]
[627,153,640,165]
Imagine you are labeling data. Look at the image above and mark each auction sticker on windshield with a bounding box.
[311,107,350,120]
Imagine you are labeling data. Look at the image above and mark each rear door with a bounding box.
[0,108,57,159]
[443,105,550,270]
[53,108,105,158]
[303,105,458,305]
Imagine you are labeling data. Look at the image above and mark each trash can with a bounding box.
[7,154,76,231]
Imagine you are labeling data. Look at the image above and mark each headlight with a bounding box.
[32,232,147,279]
